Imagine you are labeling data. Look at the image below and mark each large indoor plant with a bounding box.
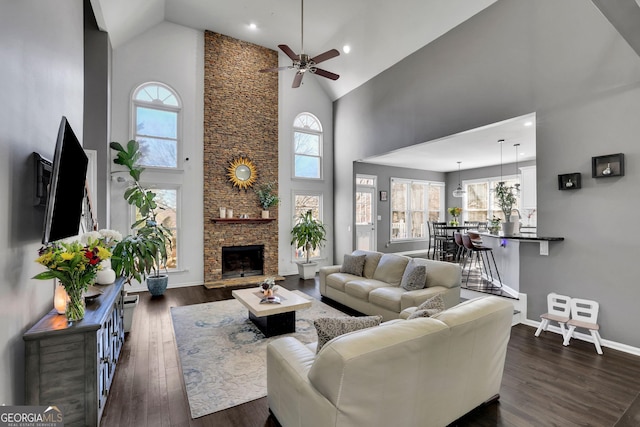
[290,210,327,279]
[110,140,173,296]
[254,181,280,218]
[494,182,517,235]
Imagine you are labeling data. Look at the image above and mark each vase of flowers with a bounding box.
[260,277,278,297]
[82,229,122,285]
[448,207,462,226]
[33,238,111,322]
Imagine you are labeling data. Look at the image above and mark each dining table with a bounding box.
[432,224,480,260]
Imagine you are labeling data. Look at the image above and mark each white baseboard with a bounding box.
[521,319,640,356]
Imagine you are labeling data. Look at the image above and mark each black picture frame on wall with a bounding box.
[379,191,388,201]
[558,173,581,190]
[592,153,624,178]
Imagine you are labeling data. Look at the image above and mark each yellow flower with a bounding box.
[97,247,111,260]
[61,252,75,261]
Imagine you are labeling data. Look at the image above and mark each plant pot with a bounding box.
[146,274,169,296]
[502,221,515,236]
[123,294,139,333]
[262,210,269,219]
[296,261,318,280]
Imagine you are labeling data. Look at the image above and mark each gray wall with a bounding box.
[83,0,111,228]
[334,0,640,346]
[0,0,85,403]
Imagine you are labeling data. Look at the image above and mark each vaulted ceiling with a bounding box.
[91,0,497,101]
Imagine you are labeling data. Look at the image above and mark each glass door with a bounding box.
[355,176,377,251]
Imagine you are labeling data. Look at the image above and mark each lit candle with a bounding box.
[54,283,68,314]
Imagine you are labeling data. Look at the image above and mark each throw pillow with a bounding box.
[415,293,446,313]
[400,259,427,291]
[340,254,367,276]
[314,315,383,353]
[407,308,441,319]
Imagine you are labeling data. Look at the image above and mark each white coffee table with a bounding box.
[232,287,312,337]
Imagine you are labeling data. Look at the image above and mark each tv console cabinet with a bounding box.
[23,278,125,426]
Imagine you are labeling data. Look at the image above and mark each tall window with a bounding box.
[391,178,444,241]
[293,191,323,260]
[134,186,179,269]
[293,113,322,179]
[130,82,182,269]
[463,176,520,222]
[133,82,181,169]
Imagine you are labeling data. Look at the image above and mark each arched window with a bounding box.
[293,113,322,179]
[129,82,182,270]
[132,82,181,168]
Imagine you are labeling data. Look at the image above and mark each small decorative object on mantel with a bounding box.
[558,173,581,190]
[227,156,258,190]
[254,181,280,219]
[592,153,624,178]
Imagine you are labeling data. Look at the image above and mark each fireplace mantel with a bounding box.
[211,218,276,224]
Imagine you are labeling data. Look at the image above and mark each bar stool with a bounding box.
[534,293,571,339]
[453,232,466,262]
[460,234,503,288]
[563,298,603,355]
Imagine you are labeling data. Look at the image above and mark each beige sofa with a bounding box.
[319,250,461,321]
[267,296,513,427]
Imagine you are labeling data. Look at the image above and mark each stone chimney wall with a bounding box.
[203,31,279,283]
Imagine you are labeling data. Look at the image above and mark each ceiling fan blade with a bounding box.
[313,68,340,81]
[292,72,304,88]
[278,44,299,61]
[259,66,292,73]
[311,49,340,65]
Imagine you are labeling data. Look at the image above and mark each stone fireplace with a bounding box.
[222,245,264,279]
[202,31,279,285]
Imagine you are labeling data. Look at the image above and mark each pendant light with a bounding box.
[452,161,466,197]
[513,143,521,194]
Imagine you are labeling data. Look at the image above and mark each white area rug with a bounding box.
[170,290,346,418]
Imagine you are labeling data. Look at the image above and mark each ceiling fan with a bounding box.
[260,0,340,88]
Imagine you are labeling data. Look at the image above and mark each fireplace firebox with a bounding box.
[222,245,264,279]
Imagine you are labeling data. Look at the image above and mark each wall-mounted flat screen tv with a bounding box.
[41,116,88,244]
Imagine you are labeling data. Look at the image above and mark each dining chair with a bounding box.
[431,222,452,261]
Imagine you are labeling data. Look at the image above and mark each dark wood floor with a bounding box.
[101,276,640,427]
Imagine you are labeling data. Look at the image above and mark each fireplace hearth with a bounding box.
[222,245,264,279]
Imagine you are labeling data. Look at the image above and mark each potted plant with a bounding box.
[110,140,174,297]
[254,181,280,218]
[488,216,501,234]
[290,210,327,279]
[494,182,517,235]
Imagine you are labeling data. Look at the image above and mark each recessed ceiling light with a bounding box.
[524,121,533,127]
[249,23,257,30]
[343,45,351,54]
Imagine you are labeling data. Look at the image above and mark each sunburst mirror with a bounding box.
[227,156,258,190]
